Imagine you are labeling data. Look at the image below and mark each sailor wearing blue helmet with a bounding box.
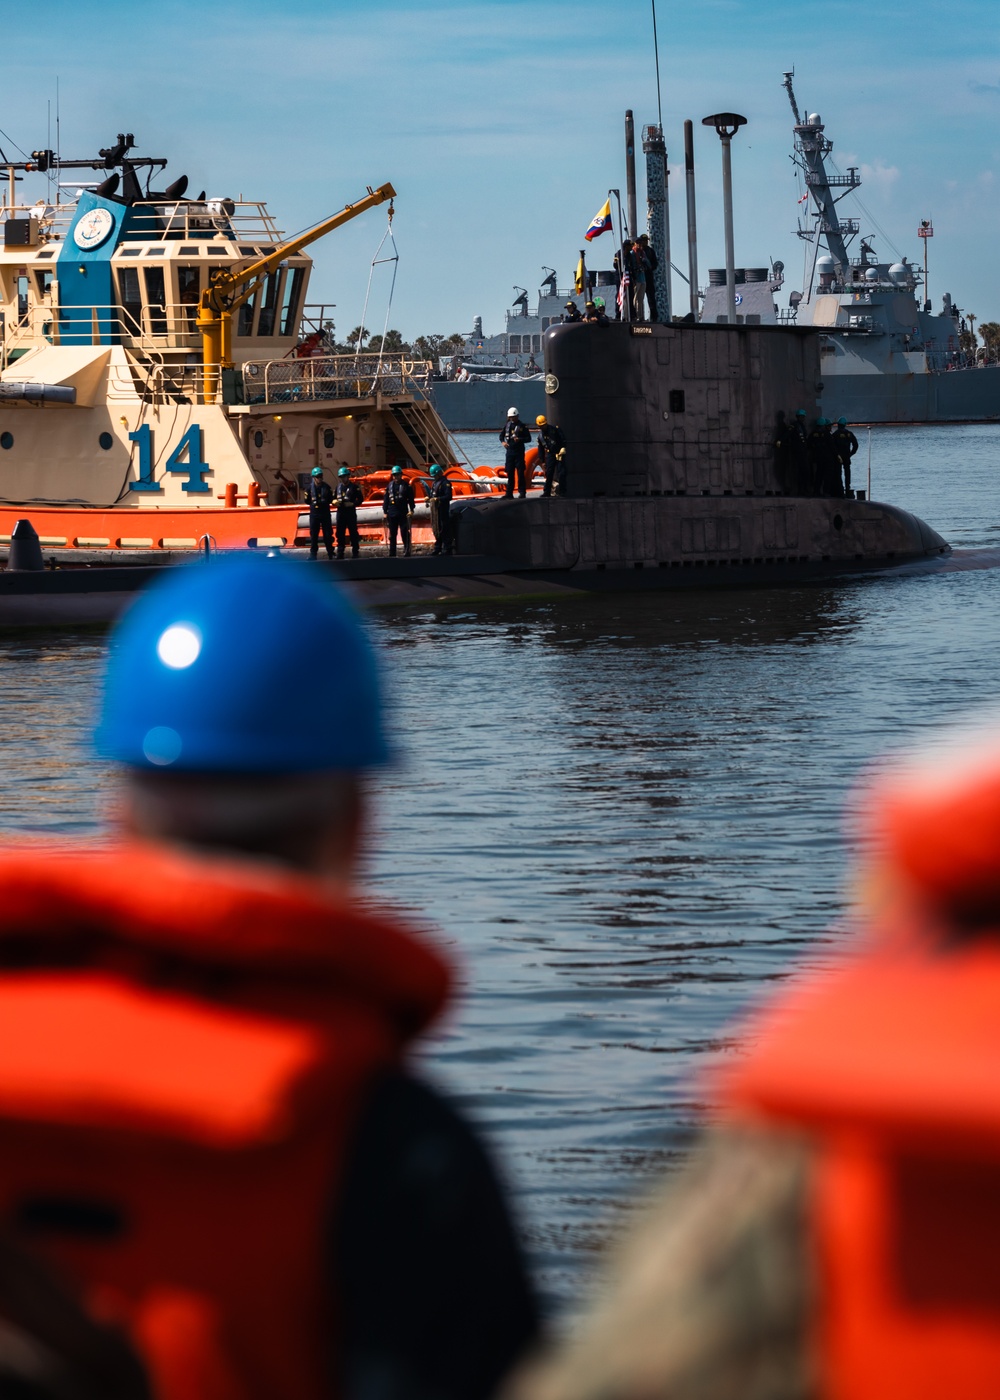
[6,555,539,1397]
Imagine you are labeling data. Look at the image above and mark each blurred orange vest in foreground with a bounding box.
[720,750,1000,1400]
[0,842,449,1400]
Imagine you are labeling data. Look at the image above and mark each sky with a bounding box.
[3,0,999,340]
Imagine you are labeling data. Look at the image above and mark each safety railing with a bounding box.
[1,302,203,363]
[241,354,433,405]
[0,198,285,246]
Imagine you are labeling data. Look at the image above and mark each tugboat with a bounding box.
[0,134,478,559]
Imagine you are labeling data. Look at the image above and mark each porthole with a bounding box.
[99,432,114,450]
[0,433,12,450]
[323,428,335,449]
[253,430,264,448]
[833,513,844,531]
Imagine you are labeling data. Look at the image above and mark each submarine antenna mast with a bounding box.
[651,0,663,128]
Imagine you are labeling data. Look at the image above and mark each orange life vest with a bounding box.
[0,841,450,1400]
[718,753,1000,1400]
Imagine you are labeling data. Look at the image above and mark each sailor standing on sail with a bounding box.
[786,409,810,495]
[428,465,454,556]
[382,464,415,557]
[335,467,364,559]
[306,466,335,560]
[832,418,859,496]
[500,408,532,499]
[535,416,567,498]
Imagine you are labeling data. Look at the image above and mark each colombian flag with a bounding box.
[585,199,612,242]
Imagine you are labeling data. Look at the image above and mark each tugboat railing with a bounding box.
[0,199,285,245]
[241,354,433,406]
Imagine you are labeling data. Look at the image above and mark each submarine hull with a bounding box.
[455,321,948,580]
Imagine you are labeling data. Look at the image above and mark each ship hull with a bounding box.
[432,363,1000,431]
[432,379,546,432]
[820,364,1000,424]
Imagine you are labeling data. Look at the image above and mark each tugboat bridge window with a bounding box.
[144,267,167,335]
[34,270,53,298]
[257,272,280,337]
[280,269,304,337]
[117,266,143,335]
[237,289,258,338]
[16,275,29,325]
[177,266,200,330]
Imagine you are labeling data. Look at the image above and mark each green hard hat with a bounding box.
[838,416,848,426]
[338,467,350,477]
[311,466,323,476]
[429,464,442,476]
[795,408,806,416]
[391,464,403,475]
[817,417,829,427]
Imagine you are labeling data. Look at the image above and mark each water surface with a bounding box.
[2,423,1000,1311]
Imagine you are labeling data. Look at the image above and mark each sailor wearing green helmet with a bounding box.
[382,464,416,557]
[428,464,454,557]
[306,463,335,560]
[334,465,364,559]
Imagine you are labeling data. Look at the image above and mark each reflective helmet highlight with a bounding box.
[536,416,547,426]
[311,466,323,476]
[429,465,443,476]
[391,464,403,476]
[96,556,386,773]
[338,467,350,477]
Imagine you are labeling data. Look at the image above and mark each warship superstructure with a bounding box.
[701,75,1000,423]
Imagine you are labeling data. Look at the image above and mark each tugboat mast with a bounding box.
[782,72,861,296]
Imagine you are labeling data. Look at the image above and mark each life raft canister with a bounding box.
[717,745,1000,1400]
[0,841,449,1400]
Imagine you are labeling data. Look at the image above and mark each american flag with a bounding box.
[617,269,631,314]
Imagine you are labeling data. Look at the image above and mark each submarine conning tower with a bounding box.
[545,319,817,498]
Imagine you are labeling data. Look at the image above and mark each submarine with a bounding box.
[453,316,949,585]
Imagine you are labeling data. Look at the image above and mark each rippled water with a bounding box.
[2,424,1000,1313]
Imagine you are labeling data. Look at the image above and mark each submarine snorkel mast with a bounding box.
[196,182,397,403]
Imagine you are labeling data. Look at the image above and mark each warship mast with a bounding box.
[782,71,861,298]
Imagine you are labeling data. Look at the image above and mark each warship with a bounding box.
[698,74,1000,423]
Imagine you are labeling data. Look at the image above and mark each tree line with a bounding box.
[321,324,466,359]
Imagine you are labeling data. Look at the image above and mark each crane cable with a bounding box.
[355,203,399,389]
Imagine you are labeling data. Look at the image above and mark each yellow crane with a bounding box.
[196,182,397,402]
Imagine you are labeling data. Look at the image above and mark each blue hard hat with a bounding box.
[391,465,403,475]
[838,416,848,425]
[338,466,350,477]
[311,466,323,476]
[429,464,442,476]
[95,555,387,773]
